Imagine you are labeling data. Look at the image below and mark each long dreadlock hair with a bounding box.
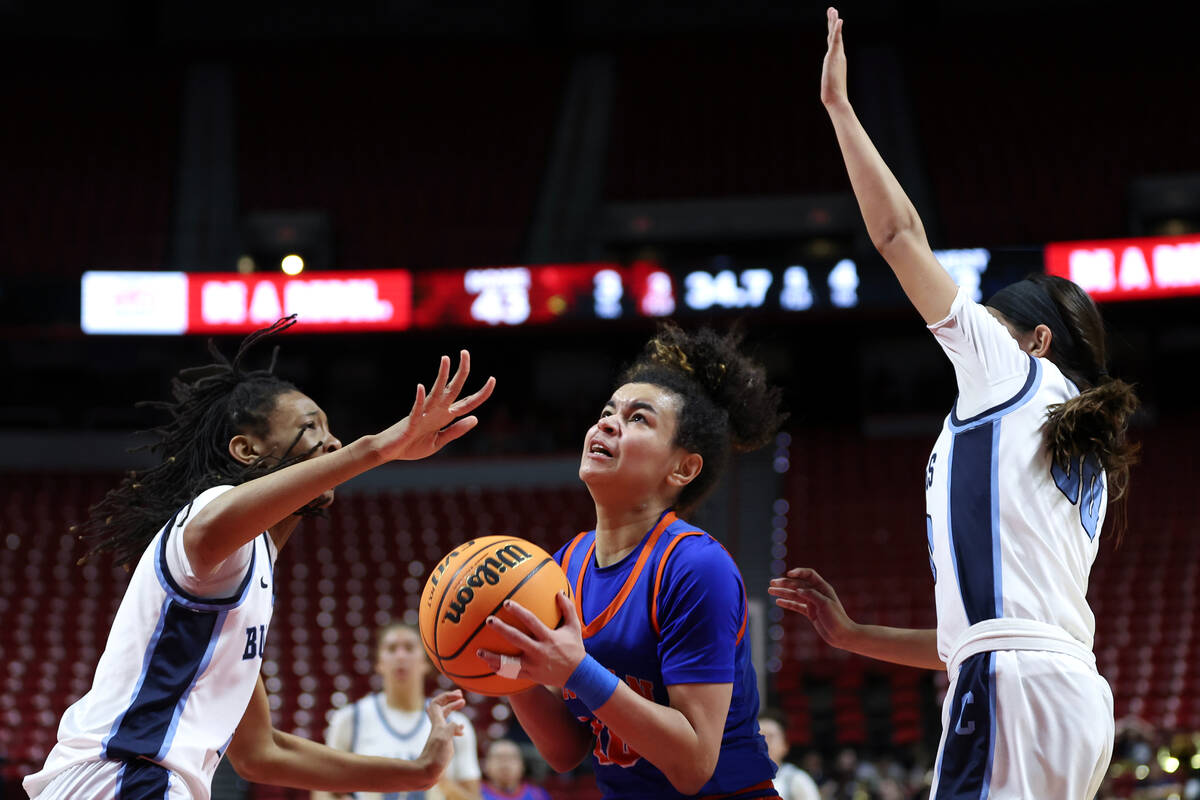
[78,316,322,568]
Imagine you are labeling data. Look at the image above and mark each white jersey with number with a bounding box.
[924,288,1106,663]
[323,693,480,800]
[24,485,275,800]
[923,289,1115,799]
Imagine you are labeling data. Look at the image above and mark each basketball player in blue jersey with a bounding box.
[476,324,787,799]
[24,317,495,800]
[770,10,1140,800]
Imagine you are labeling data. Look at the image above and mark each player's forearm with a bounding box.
[507,686,593,772]
[824,100,955,323]
[232,728,438,792]
[591,683,719,795]
[187,436,384,567]
[843,624,943,671]
[824,100,925,254]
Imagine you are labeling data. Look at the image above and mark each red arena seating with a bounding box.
[3,423,1195,790]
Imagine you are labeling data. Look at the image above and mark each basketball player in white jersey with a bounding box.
[313,623,482,800]
[770,10,1139,799]
[24,317,496,800]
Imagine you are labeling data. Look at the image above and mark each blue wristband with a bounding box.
[565,654,620,711]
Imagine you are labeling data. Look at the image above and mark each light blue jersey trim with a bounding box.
[980,653,998,800]
[989,423,1003,619]
[102,595,172,754]
[153,530,258,612]
[948,356,1043,433]
[371,694,430,741]
[154,608,232,761]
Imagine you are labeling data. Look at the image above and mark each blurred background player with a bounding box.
[756,710,819,800]
[23,319,494,800]
[478,323,787,799]
[479,740,550,800]
[771,9,1139,800]
[314,622,481,800]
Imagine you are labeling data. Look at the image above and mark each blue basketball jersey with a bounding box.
[554,511,776,800]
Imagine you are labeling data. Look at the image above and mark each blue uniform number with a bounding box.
[1051,454,1103,540]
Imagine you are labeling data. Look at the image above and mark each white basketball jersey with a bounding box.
[924,289,1105,664]
[324,694,480,800]
[25,486,275,800]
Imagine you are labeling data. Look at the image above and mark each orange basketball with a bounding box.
[418,535,572,696]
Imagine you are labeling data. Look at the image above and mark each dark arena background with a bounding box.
[3,1,1199,798]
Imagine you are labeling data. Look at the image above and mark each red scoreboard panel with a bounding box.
[410,261,677,328]
[80,263,682,335]
[1044,233,1200,302]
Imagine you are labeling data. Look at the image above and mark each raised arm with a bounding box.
[186,351,495,573]
[769,567,944,671]
[821,7,957,324]
[228,677,466,792]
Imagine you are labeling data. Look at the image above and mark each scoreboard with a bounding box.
[81,234,1198,336]
[81,257,901,335]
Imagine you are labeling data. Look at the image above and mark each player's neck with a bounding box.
[267,516,302,552]
[382,681,424,712]
[592,503,671,567]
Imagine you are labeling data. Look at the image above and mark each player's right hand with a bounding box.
[820,7,848,109]
[768,566,858,650]
[371,351,495,463]
[415,690,466,781]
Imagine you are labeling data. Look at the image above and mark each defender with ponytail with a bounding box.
[479,324,787,799]
[988,273,1140,526]
[771,10,1137,800]
[27,320,495,800]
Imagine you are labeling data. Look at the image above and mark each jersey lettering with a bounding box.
[587,718,641,768]
[580,673,655,768]
[954,691,975,735]
[1051,454,1103,540]
[242,624,266,660]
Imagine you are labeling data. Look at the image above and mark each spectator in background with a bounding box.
[480,739,550,800]
[758,710,820,800]
[314,623,482,800]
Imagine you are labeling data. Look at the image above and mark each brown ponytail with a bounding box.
[992,274,1140,540]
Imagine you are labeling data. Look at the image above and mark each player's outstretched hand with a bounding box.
[820,7,847,109]
[373,351,496,463]
[768,566,859,651]
[477,592,586,689]
[414,690,466,782]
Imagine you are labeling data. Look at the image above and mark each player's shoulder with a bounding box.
[663,521,732,564]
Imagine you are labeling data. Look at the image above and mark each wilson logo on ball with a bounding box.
[443,543,534,623]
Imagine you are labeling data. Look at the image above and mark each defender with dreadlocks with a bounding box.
[25,317,496,800]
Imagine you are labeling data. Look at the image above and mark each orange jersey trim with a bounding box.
[560,532,590,625]
[573,511,677,640]
[650,531,704,636]
[650,532,749,645]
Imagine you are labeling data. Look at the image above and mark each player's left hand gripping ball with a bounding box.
[477,592,586,689]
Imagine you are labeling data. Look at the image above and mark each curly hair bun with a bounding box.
[639,323,784,453]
